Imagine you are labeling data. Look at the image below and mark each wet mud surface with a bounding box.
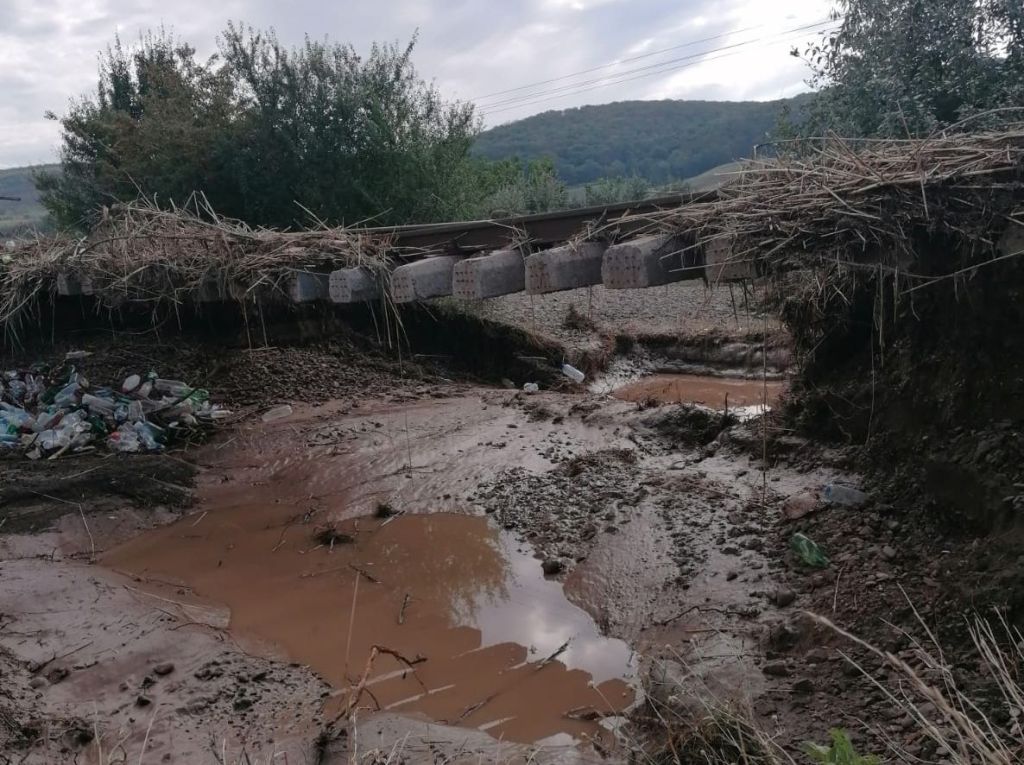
[4,346,987,763]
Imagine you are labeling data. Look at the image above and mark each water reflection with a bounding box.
[105,510,635,744]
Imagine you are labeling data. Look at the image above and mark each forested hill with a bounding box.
[474,96,809,185]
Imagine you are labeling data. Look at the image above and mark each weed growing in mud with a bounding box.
[638,608,1024,765]
[374,502,398,519]
[314,524,354,546]
[804,730,879,765]
[563,304,597,332]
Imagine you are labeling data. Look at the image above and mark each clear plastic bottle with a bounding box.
[560,363,585,383]
[823,483,868,507]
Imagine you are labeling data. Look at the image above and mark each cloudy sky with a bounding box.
[0,0,836,168]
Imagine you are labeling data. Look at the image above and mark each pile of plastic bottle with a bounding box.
[0,362,230,457]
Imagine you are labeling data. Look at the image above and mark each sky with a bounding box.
[0,0,836,168]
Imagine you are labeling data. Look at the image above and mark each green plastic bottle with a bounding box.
[790,532,829,568]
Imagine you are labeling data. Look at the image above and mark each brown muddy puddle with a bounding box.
[613,373,785,409]
[104,507,635,746]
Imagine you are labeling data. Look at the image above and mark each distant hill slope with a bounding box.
[0,164,56,236]
[474,96,809,186]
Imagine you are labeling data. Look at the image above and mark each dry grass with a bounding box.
[0,196,396,343]
[615,115,1024,290]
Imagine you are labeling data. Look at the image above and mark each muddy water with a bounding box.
[103,401,636,746]
[613,373,785,409]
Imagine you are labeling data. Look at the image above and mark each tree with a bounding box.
[37,26,483,230]
[798,0,1024,137]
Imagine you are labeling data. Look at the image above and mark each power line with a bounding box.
[470,22,765,102]
[474,17,838,108]
[480,21,838,117]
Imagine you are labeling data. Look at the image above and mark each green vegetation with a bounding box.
[797,0,1024,137]
[472,97,809,185]
[37,27,485,231]
[0,165,56,237]
[805,730,881,765]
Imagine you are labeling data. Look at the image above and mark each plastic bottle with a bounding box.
[823,483,869,507]
[262,404,293,423]
[122,374,141,394]
[82,393,116,416]
[108,425,141,453]
[6,379,27,402]
[134,421,163,451]
[0,403,35,431]
[53,382,81,407]
[560,363,585,384]
[154,379,192,397]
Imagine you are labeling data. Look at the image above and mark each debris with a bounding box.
[790,533,830,568]
[560,363,585,384]
[542,558,565,576]
[0,366,230,457]
[262,404,293,423]
[782,490,823,520]
[522,382,540,393]
[314,525,354,546]
[823,483,869,507]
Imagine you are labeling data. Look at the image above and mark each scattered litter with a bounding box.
[522,382,539,393]
[822,483,869,507]
[262,404,293,423]
[0,365,230,457]
[790,532,830,568]
[560,363,586,384]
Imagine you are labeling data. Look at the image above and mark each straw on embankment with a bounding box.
[620,117,1024,284]
[0,199,394,342]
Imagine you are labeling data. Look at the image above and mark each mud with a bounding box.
[610,373,785,408]
[105,509,636,746]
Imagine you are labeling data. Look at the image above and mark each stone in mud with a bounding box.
[761,660,791,677]
[45,666,70,684]
[792,678,815,694]
[770,586,798,607]
[154,662,175,676]
[782,490,822,520]
[541,558,565,576]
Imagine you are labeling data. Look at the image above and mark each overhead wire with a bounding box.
[469,21,766,102]
[479,19,840,117]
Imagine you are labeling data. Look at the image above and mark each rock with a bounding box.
[28,676,47,689]
[135,695,152,708]
[781,491,822,520]
[805,647,831,664]
[762,661,791,677]
[726,571,739,582]
[771,586,798,607]
[45,667,69,684]
[792,678,815,694]
[541,558,564,576]
[153,662,175,676]
[881,545,897,561]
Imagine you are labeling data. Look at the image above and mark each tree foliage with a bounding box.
[799,0,1024,137]
[37,27,482,230]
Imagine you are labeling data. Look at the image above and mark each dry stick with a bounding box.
[398,593,411,625]
[344,569,360,679]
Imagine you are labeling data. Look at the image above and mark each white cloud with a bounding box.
[0,0,834,167]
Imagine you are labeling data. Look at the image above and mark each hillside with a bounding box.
[0,164,55,236]
[474,96,809,185]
